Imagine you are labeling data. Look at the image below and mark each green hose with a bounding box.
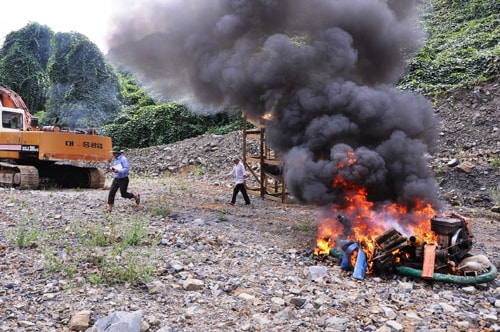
[329,248,343,258]
[395,264,498,285]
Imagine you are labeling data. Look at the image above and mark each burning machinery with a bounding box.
[372,213,472,276]
[324,213,497,284]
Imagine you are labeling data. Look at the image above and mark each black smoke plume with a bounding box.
[107,0,442,211]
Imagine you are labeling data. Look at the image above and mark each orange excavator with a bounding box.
[0,86,113,189]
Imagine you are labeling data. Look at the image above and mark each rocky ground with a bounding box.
[432,81,500,210]
[0,81,499,331]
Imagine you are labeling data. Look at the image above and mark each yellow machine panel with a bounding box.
[20,131,112,162]
[1,132,112,162]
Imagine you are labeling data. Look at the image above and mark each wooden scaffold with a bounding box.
[242,112,290,203]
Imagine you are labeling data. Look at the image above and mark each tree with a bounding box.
[0,23,53,111]
[46,32,121,128]
[103,99,242,148]
[116,70,156,109]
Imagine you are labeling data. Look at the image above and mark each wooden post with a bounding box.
[260,126,265,198]
[421,243,437,279]
[242,112,247,165]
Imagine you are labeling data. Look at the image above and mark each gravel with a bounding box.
[0,81,499,331]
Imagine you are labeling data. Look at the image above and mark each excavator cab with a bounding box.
[1,108,24,131]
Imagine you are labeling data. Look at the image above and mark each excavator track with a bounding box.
[37,164,106,189]
[0,162,105,189]
[88,168,106,189]
[0,162,40,189]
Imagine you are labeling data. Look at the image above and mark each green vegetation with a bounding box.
[122,217,149,246]
[8,213,158,285]
[0,23,121,128]
[217,213,228,222]
[0,23,52,112]
[192,165,208,177]
[296,221,313,232]
[101,71,243,147]
[490,184,500,205]
[103,100,242,148]
[399,0,499,95]
[46,32,122,128]
[8,218,39,248]
[488,157,500,168]
[150,195,172,217]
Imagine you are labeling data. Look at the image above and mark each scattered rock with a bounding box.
[456,161,474,173]
[69,310,91,331]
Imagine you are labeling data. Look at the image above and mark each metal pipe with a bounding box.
[409,235,425,246]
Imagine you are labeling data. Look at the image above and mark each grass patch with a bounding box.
[295,220,314,232]
[150,195,172,217]
[192,164,208,177]
[490,184,500,205]
[7,218,40,248]
[488,157,500,168]
[89,244,156,285]
[217,213,228,222]
[76,222,113,247]
[122,216,149,246]
[3,212,160,286]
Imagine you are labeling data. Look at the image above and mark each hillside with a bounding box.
[431,80,500,209]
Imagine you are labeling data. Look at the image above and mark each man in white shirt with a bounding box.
[225,157,250,205]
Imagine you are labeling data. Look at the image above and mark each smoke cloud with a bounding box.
[107,0,442,211]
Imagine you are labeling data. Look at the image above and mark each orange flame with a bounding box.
[262,112,273,121]
[315,151,436,272]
